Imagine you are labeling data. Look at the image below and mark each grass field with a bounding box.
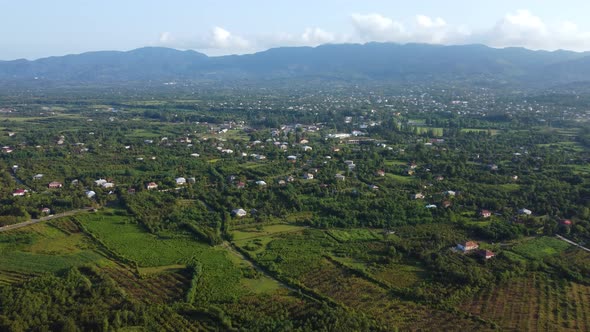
[0,220,108,275]
[370,262,430,288]
[76,209,261,302]
[326,228,381,242]
[232,224,306,242]
[385,173,416,183]
[461,128,500,135]
[511,236,571,260]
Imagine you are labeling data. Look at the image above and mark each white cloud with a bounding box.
[416,15,446,29]
[475,9,590,51]
[159,32,172,43]
[301,27,335,45]
[208,26,250,49]
[154,10,590,55]
[350,13,406,42]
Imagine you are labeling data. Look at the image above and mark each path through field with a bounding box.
[0,207,95,233]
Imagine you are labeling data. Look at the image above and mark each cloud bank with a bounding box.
[157,10,590,55]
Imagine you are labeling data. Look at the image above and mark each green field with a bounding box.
[76,209,251,302]
[511,236,571,260]
[327,228,381,242]
[0,221,107,274]
[232,224,306,241]
[385,173,416,183]
[461,128,500,135]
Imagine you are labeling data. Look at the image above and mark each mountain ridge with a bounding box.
[1,43,590,87]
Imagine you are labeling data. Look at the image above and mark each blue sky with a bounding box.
[2,0,590,60]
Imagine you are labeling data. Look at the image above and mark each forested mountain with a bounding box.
[1,43,590,86]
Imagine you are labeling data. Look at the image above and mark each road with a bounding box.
[556,234,590,253]
[0,207,95,233]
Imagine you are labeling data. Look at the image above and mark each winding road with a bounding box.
[556,234,590,253]
[0,207,95,233]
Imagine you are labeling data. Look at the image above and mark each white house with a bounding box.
[94,179,107,186]
[232,208,247,217]
[518,208,532,215]
[176,177,186,185]
[85,190,96,198]
[457,241,479,252]
[256,180,267,186]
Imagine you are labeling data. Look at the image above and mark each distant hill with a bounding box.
[1,43,589,87]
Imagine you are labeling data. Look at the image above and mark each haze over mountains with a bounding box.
[2,43,590,87]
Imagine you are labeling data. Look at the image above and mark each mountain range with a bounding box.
[2,43,590,87]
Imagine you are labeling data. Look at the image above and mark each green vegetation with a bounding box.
[1,84,590,330]
[511,236,571,260]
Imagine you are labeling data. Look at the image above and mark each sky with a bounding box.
[2,0,590,60]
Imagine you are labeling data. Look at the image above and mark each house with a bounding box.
[369,184,379,190]
[33,174,44,180]
[232,208,247,217]
[127,188,136,194]
[2,146,13,153]
[286,176,295,182]
[478,249,495,259]
[406,169,415,176]
[409,162,418,169]
[85,190,96,198]
[146,182,158,190]
[101,182,115,189]
[480,210,492,218]
[12,189,26,196]
[190,153,200,157]
[41,207,51,214]
[303,173,314,180]
[412,193,425,200]
[444,190,456,196]
[335,174,346,181]
[442,200,452,208]
[344,160,354,166]
[48,181,63,189]
[175,177,187,185]
[425,204,437,209]
[94,179,107,186]
[518,208,532,215]
[236,181,246,189]
[436,176,444,181]
[376,170,386,177]
[287,155,297,161]
[561,219,573,226]
[299,139,309,144]
[256,180,267,186]
[511,175,519,181]
[487,164,499,171]
[302,145,313,151]
[457,241,479,252]
[278,179,286,185]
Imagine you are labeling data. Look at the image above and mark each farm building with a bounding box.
[232,209,247,217]
[48,181,63,189]
[457,241,479,252]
